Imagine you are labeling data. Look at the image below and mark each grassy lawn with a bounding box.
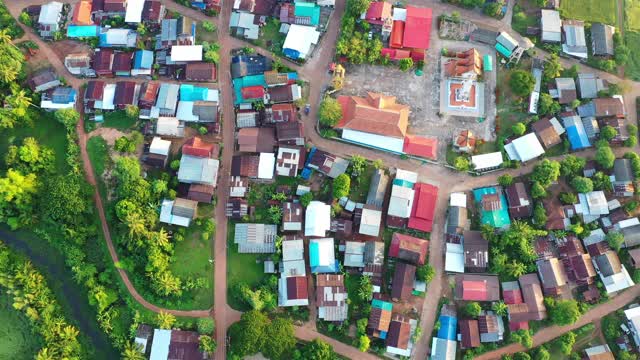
[196,22,218,43]
[496,66,531,140]
[252,18,286,55]
[0,110,68,174]
[0,296,41,360]
[624,32,640,81]
[226,223,264,310]
[512,5,539,36]
[87,136,109,177]
[348,165,374,202]
[559,0,617,25]
[625,0,640,31]
[103,110,137,130]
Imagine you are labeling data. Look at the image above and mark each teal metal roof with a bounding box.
[371,299,393,311]
[495,42,512,58]
[483,55,493,71]
[473,187,511,228]
[180,84,208,101]
[67,25,98,38]
[232,75,266,104]
[392,178,414,188]
[294,2,320,26]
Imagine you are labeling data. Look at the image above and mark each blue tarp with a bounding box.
[134,50,154,69]
[283,48,301,60]
[437,315,457,341]
[566,125,591,150]
[67,25,98,38]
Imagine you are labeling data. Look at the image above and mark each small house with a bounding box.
[505,182,532,219]
[112,52,133,77]
[103,0,127,14]
[283,24,320,60]
[459,319,480,349]
[178,155,219,186]
[92,49,115,77]
[170,45,203,63]
[454,274,500,301]
[306,149,350,178]
[142,1,166,24]
[562,20,588,59]
[309,238,338,273]
[537,257,569,296]
[234,223,277,253]
[225,198,248,218]
[282,202,303,232]
[471,152,504,173]
[29,68,61,93]
[344,241,365,268]
[230,54,272,79]
[386,315,415,356]
[612,159,635,197]
[368,299,393,339]
[577,73,607,99]
[38,2,63,38]
[408,182,438,232]
[278,276,309,307]
[389,233,428,265]
[185,62,217,82]
[504,133,545,162]
[231,154,260,178]
[125,0,145,23]
[540,9,561,42]
[188,184,215,204]
[155,117,185,137]
[365,1,392,25]
[453,130,476,154]
[155,83,180,117]
[71,0,93,26]
[149,329,209,360]
[359,205,382,237]
[316,274,348,322]
[584,345,615,360]
[391,262,416,301]
[276,146,305,177]
[531,117,563,149]
[237,127,276,153]
[553,78,577,104]
[159,198,197,227]
[229,11,260,40]
[591,23,615,57]
[99,29,138,48]
[478,313,504,343]
[366,169,389,209]
[268,103,297,124]
[463,231,488,273]
[146,137,171,167]
[114,81,139,109]
[64,53,93,76]
[131,50,154,76]
[281,239,305,276]
[386,169,418,227]
[593,251,634,294]
[276,121,305,146]
[305,201,331,237]
[41,87,77,110]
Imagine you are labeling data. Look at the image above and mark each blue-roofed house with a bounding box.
[437,314,457,340]
[41,87,77,110]
[368,299,393,339]
[563,113,591,150]
[309,238,338,273]
[67,25,99,38]
[131,50,154,76]
[473,187,511,229]
[177,85,219,122]
[231,54,272,79]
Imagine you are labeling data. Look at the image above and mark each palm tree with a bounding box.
[154,271,182,296]
[125,212,147,242]
[35,348,56,360]
[156,311,176,330]
[0,29,12,45]
[199,335,217,355]
[492,301,508,317]
[152,228,171,252]
[122,342,146,360]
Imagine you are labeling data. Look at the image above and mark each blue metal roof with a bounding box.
[67,25,98,38]
[134,50,154,69]
[437,315,457,341]
[563,116,591,150]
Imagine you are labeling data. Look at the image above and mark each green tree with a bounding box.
[19,12,32,26]
[0,31,25,85]
[601,125,618,141]
[268,205,283,224]
[545,298,581,326]
[350,155,367,176]
[229,311,269,357]
[300,192,313,207]
[197,317,215,334]
[125,105,139,119]
[554,331,576,355]
[156,311,176,329]
[358,335,370,352]
[532,347,550,360]
[399,58,414,71]
[595,145,615,169]
[559,192,578,205]
[454,156,470,171]
[492,301,508,316]
[356,318,368,336]
[512,122,526,136]
[122,342,145,360]
[625,135,638,147]
[537,93,561,116]
[416,263,435,283]
[319,97,342,127]
[464,302,482,317]
[510,329,533,348]
[372,159,384,169]
[533,202,547,227]
[0,169,38,229]
[5,137,55,174]
[199,335,217,356]
[498,174,514,187]
[263,317,296,359]
[358,275,373,301]
[170,159,181,170]
[301,339,336,360]
[606,232,625,251]
[202,21,216,32]
[543,54,562,83]
[509,70,535,97]
[592,171,613,191]
[530,181,547,199]
[618,351,637,360]
[54,108,80,128]
[560,155,586,177]
[570,176,593,193]
[530,159,561,188]
[514,353,531,360]
[332,174,351,199]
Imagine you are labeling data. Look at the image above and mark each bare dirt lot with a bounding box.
[340,40,497,160]
[50,40,92,66]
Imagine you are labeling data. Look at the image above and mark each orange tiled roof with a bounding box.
[336,92,409,138]
[72,0,93,25]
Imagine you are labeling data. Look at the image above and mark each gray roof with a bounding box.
[193,101,217,122]
[614,159,634,183]
[364,240,384,266]
[172,198,198,218]
[327,157,350,178]
[366,169,389,208]
[595,251,622,277]
[156,83,180,113]
[591,23,615,56]
[577,73,599,99]
[581,117,600,138]
[234,223,277,253]
[431,338,456,360]
[446,206,468,235]
[160,19,178,41]
[563,21,587,55]
[177,155,219,185]
[623,225,640,248]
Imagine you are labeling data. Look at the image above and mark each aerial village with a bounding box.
[0,0,640,359]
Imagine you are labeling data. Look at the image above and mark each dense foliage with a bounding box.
[485,222,547,279]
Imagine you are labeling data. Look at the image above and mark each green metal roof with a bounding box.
[371,299,393,311]
[294,2,320,26]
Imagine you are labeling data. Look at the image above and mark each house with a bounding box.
[309,238,338,273]
[99,29,138,48]
[400,6,432,51]
[149,329,209,360]
[229,176,248,198]
[502,281,526,330]
[364,241,384,283]
[142,1,166,24]
[41,87,77,110]
[138,82,160,117]
[225,198,248,218]
[505,182,532,219]
[231,54,272,79]
[170,45,203,62]
[473,187,511,229]
[268,84,302,103]
[365,1,392,25]
[231,154,260,178]
[575,191,609,223]
[176,85,219,123]
[579,97,625,118]
[625,306,640,348]
[506,274,548,328]
[584,345,615,360]
[366,169,389,209]
[471,152,504,172]
[281,238,305,276]
[505,133,545,162]
[478,313,504,343]
[344,241,365,268]
[237,127,276,153]
[293,2,320,26]
[459,319,480,349]
[276,146,304,177]
[621,222,640,248]
[235,111,258,128]
[386,169,417,227]
[64,53,93,77]
[359,205,382,237]
[305,201,331,237]
[554,78,577,104]
[541,9,561,42]
[72,0,93,25]
[124,0,145,23]
[531,117,563,149]
[233,0,255,12]
[234,223,277,253]
[188,183,215,203]
[146,137,171,167]
[368,299,393,339]
[257,152,276,180]
[577,73,607,99]
[183,137,215,158]
[454,274,500,301]
[114,81,139,108]
[276,121,304,146]
[444,49,483,78]
[67,25,98,39]
[408,182,438,232]
[134,324,153,354]
[282,202,303,232]
[131,50,154,76]
[591,23,615,57]
[446,202,468,243]
[29,68,61,93]
[403,135,438,160]
[155,117,184,137]
[269,103,297,124]
[155,84,180,117]
[278,276,309,307]
[613,159,636,197]
[316,274,348,322]
[387,315,416,356]
[537,257,569,296]
[185,62,216,82]
[92,49,114,77]
[558,235,596,285]
[306,149,350,178]
[445,242,464,273]
[103,0,127,13]
[38,2,63,38]
[389,233,428,265]
[464,231,488,273]
[431,334,457,360]
[391,262,416,301]
[178,155,219,186]
[157,17,196,49]
[453,130,477,153]
[593,251,634,294]
[562,20,588,59]
[112,52,133,76]
[229,11,260,40]
[84,80,107,110]
[282,24,320,59]
[159,198,198,227]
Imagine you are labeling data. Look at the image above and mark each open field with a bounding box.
[625,0,640,31]
[624,32,640,80]
[103,110,138,130]
[226,223,264,310]
[0,296,41,360]
[559,0,617,25]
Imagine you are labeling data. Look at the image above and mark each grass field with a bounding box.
[103,110,137,130]
[625,0,640,31]
[0,296,41,360]
[87,136,109,177]
[226,223,264,310]
[560,0,617,25]
[0,110,68,173]
[624,1,640,81]
[251,18,286,55]
[348,164,374,203]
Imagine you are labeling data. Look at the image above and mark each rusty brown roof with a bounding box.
[459,319,480,349]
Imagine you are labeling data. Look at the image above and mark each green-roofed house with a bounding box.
[294,2,321,26]
[232,74,267,104]
[473,187,511,229]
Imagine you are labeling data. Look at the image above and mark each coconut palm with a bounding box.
[492,301,508,316]
[156,311,176,330]
[122,342,145,360]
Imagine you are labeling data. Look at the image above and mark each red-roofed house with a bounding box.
[390,20,405,48]
[365,1,392,25]
[454,274,500,301]
[408,182,438,232]
[182,137,216,158]
[336,92,409,153]
[403,6,432,50]
[403,135,438,160]
[389,233,428,265]
[241,86,265,101]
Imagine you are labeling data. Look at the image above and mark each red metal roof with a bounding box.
[502,289,523,304]
[286,276,308,300]
[403,6,432,50]
[182,137,215,158]
[389,233,428,265]
[509,321,529,331]
[461,280,488,301]
[390,20,405,48]
[403,135,437,160]
[408,182,438,232]
[365,1,392,25]
[241,85,265,100]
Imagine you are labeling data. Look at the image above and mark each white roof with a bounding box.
[296,185,311,196]
[600,265,634,294]
[431,337,456,360]
[583,228,606,246]
[549,117,565,135]
[104,29,136,46]
[150,137,171,156]
[396,169,418,183]
[258,152,275,179]
[387,185,414,218]
[504,133,545,162]
[170,45,203,62]
[445,243,464,273]
[159,199,191,227]
[541,10,561,33]
[616,218,640,230]
[156,117,184,137]
[149,329,171,360]
[283,25,320,59]
[39,1,63,24]
[393,7,407,21]
[310,237,336,266]
[178,155,219,185]
[41,99,75,109]
[176,101,198,121]
[305,201,331,237]
[283,239,304,261]
[98,83,116,110]
[125,0,145,23]
[625,306,640,325]
[449,192,467,208]
[471,152,503,171]
[359,207,382,236]
[344,241,365,267]
[586,191,609,215]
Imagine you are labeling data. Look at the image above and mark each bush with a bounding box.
[319,97,342,127]
[464,302,482,317]
[454,156,470,171]
[170,160,181,170]
[512,122,526,136]
[570,176,593,193]
[197,318,216,334]
[332,174,350,199]
[595,146,615,169]
[300,192,313,207]
[509,70,535,97]
[498,174,514,187]
[399,58,414,71]
[559,192,578,205]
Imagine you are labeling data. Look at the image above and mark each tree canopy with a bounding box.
[509,70,535,97]
[300,339,337,360]
[486,222,547,279]
[319,97,342,127]
[530,159,560,188]
[570,176,593,193]
[595,145,615,169]
[560,155,586,177]
[545,298,581,326]
[332,174,351,199]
